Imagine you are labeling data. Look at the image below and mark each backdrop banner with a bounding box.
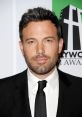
[53,0,82,77]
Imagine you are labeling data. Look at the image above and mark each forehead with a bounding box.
[22,20,58,38]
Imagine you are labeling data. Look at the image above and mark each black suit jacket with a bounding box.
[0,69,82,117]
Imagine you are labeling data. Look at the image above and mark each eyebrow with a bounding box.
[43,36,58,40]
[24,36,58,41]
[25,38,36,41]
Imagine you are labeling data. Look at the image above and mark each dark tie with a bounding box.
[34,80,47,117]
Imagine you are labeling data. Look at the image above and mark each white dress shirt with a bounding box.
[27,68,59,117]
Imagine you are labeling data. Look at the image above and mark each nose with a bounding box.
[36,42,45,54]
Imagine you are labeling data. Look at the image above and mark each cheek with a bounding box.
[45,44,59,56]
[23,47,36,58]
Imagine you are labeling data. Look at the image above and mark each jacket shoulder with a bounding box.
[0,69,27,98]
[0,69,27,85]
[58,69,82,85]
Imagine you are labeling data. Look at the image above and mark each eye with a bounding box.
[26,39,37,45]
[46,39,52,42]
[27,40,34,44]
[45,38,53,43]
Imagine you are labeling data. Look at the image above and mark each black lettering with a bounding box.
[78,52,82,57]
[69,52,77,58]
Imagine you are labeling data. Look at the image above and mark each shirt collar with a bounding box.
[27,67,59,90]
[46,67,59,90]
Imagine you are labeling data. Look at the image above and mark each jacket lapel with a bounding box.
[14,70,32,117]
[56,70,71,117]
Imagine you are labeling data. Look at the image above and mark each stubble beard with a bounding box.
[24,55,58,75]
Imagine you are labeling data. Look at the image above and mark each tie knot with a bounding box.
[38,80,47,91]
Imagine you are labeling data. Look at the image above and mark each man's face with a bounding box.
[20,20,63,76]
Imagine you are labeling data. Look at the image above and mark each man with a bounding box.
[0,7,82,117]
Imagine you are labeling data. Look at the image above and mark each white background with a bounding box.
[0,0,52,78]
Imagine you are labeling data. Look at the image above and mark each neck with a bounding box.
[29,67,56,80]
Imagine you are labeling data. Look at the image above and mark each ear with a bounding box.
[19,41,24,55]
[58,38,64,54]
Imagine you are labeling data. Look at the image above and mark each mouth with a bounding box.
[33,56,49,64]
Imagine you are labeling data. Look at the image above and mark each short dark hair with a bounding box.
[19,7,62,41]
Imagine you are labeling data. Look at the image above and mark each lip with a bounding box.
[35,57,48,64]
